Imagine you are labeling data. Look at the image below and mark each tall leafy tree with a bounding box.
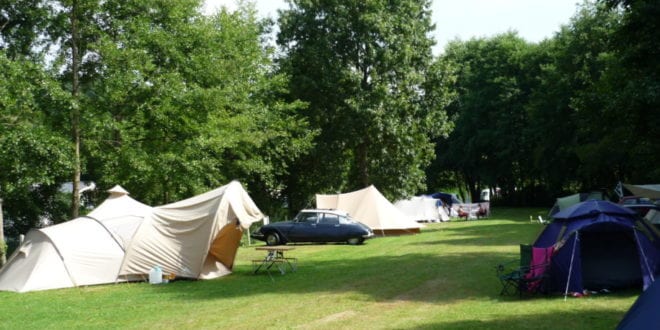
[525,2,622,194]
[434,33,536,203]
[277,0,449,209]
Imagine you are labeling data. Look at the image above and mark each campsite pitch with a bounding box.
[0,208,638,329]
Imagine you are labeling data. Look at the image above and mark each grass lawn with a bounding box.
[0,208,639,329]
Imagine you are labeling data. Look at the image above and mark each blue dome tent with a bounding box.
[533,200,660,296]
[617,279,660,329]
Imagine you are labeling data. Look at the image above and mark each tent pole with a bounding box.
[564,232,579,301]
[633,229,654,283]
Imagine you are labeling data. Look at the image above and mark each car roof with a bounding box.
[299,209,350,217]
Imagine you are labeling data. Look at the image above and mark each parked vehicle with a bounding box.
[251,209,374,246]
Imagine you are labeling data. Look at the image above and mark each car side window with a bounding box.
[320,213,339,225]
[295,213,318,223]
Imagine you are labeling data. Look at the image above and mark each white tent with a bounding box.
[0,181,264,292]
[316,185,423,235]
[394,196,449,222]
[0,186,151,292]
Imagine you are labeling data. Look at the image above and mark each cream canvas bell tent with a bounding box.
[0,181,264,292]
[316,185,423,235]
[0,185,152,293]
[119,180,264,280]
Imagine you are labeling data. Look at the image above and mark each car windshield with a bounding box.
[338,216,355,224]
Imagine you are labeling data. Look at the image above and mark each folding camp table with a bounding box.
[252,246,297,279]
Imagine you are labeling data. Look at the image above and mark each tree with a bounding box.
[277,0,450,209]
[434,33,536,203]
[0,52,72,234]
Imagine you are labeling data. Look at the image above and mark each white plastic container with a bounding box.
[149,266,163,284]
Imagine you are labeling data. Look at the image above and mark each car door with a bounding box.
[286,212,320,242]
[316,212,343,241]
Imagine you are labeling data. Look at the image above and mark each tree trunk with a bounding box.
[357,141,370,187]
[70,0,81,218]
[0,198,5,265]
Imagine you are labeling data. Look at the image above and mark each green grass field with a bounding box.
[0,208,639,329]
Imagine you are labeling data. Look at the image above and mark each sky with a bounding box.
[203,0,581,54]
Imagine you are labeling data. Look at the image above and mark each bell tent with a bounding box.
[533,200,660,295]
[316,185,423,235]
[119,181,264,280]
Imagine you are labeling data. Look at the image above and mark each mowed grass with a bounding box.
[0,208,639,329]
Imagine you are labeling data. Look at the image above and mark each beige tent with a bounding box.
[316,185,423,235]
[0,186,151,292]
[0,181,264,292]
[119,181,264,280]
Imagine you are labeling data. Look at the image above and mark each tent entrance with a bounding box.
[580,225,642,290]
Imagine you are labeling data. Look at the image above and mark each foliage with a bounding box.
[78,1,314,208]
[0,52,72,233]
[430,0,658,204]
[0,1,314,229]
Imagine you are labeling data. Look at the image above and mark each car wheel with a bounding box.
[347,237,363,245]
[266,232,281,246]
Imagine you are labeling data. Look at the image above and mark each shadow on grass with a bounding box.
[415,221,545,247]
[410,309,624,330]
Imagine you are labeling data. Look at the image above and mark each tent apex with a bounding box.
[107,185,129,196]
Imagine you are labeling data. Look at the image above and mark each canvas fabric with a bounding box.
[119,181,264,279]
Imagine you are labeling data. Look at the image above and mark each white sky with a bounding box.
[203,0,581,54]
